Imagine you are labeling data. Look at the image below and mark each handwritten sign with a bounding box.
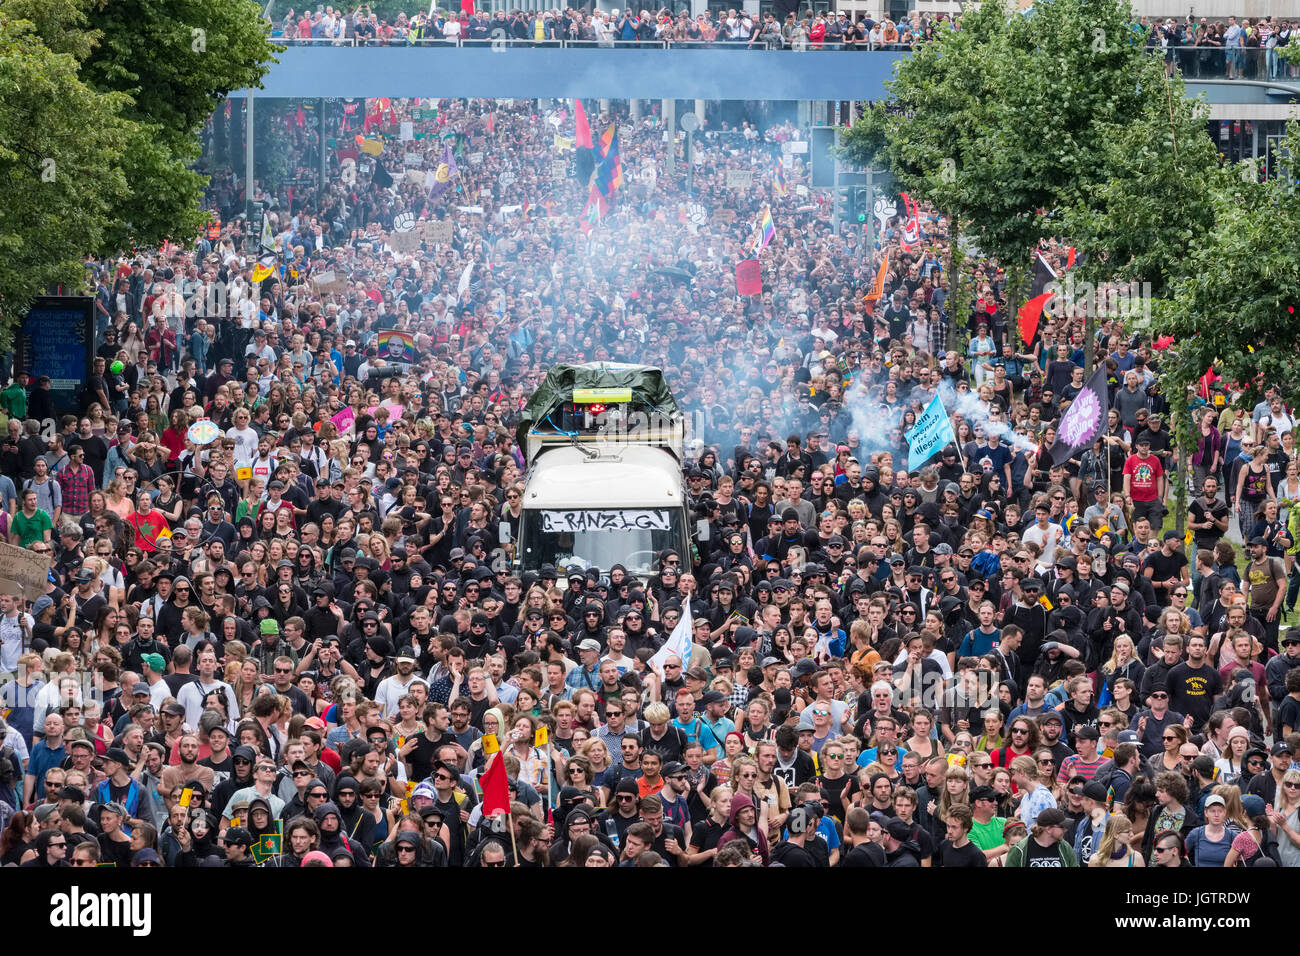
[467,152,484,167]
[710,209,738,224]
[311,270,349,295]
[726,170,754,189]
[550,160,568,180]
[539,510,672,533]
[0,540,51,597]
[422,219,454,244]
[388,230,423,252]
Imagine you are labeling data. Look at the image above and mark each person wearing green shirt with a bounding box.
[10,488,53,548]
[968,786,1010,862]
[0,372,27,420]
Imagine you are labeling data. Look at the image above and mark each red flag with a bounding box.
[736,259,762,296]
[574,99,593,150]
[1199,367,1220,401]
[480,753,510,817]
[1066,246,1077,269]
[1018,292,1052,345]
[487,111,495,135]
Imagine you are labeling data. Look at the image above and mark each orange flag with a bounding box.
[864,253,889,305]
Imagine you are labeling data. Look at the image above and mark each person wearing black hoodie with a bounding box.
[769,806,818,867]
[333,774,375,856]
[211,745,258,821]
[314,800,370,866]
[883,816,922,866]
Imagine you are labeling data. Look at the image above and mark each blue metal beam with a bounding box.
[229,46,908,100]
[227,47,1300,104]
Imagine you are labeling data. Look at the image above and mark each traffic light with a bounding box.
[854,187,868,223]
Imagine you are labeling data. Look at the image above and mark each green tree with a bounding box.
[1157,124,1300,414]
[0,0,277,341]
[80,0,280,251]
[842,0,1188,343]
[0,8,130,345]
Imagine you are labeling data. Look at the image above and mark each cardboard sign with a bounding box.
[551,160,569,180]
[710,209,738,224]
[311,269,350,296]
[388,230,423,252]
[467,152,484,166]
[403,152,423,167]
[422,219,454,244]
[726,170,754,189]
[0,540,51,597]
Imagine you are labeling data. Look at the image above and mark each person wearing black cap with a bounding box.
[1071,779,1112,864]
[221,826,256,867]
[881,815,921,867]
[1003,807,1079,867]
[1122,432,1165,529]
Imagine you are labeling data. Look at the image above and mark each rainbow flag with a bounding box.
[774,164,787,197]
[752,206,774,255]
[592,126,623,202]
[376,329,415,363]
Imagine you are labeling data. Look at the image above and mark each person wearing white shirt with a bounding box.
[225,408,259,462]
[176,647,240,728]
[0,593,33,680]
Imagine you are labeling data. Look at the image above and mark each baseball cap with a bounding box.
[1036,808,1067,827]
[1203,794,1226,809]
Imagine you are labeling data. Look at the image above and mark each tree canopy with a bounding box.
[0,0,278,342]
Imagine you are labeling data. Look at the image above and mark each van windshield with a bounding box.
[520,508,686,577]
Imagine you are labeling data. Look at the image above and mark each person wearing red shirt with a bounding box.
[127,489,169,553]
[1123,435,1165,528]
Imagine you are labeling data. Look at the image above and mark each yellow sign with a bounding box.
[572,388,632,404]
[236,467,253,481]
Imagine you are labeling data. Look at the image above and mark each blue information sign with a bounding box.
[20,296,94,416]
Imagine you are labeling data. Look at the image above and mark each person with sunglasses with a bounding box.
[1149,828,1189,867]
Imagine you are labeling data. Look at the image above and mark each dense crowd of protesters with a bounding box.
[1,95,1297,869]
[277,3,955,49]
